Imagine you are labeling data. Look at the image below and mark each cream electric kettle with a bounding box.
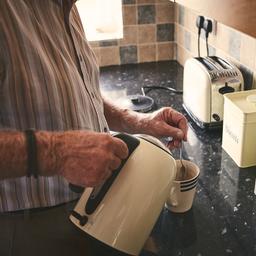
[69,133,177,256]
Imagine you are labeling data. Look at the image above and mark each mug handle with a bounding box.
[168,185,179,207]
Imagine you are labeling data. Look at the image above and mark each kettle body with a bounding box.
[69,133,177,255]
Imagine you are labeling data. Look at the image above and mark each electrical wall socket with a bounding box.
[205,17,217,36]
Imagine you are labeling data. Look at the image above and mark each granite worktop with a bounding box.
[99,61,256,256]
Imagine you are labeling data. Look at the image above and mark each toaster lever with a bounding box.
[219,82,235,94]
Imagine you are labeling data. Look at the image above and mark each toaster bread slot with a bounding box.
[195,57,215,71]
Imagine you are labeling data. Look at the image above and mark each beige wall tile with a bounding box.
[96,1,179,66]
[240,34,256,70]
[185,8,197,34]
[174,3,178,23]
[213,23,230,53]
[123,5,137,25]
[119,26,138,46]
[180,4,188,27]
[176,45,192,66]
[156,3,174,23]
[189,31,198,56]
[138,44,156,62]
[157,42,174,61]
[138,25,156,44]
[100,47,120,67]
[175,24,184,46]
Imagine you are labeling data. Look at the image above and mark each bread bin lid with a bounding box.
[224,90,256,123]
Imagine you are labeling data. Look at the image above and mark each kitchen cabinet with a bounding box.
[172,0,256,38]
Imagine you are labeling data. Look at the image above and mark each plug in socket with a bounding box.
[205,17,217,36]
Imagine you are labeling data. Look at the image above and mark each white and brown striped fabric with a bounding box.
[0,0,109,212]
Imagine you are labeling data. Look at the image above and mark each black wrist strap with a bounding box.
[24,129,38,178]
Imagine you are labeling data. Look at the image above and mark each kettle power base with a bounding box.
[115,95,154,113]
[182,104,223,130]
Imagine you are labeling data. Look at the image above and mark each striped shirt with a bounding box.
[0,0,109,212]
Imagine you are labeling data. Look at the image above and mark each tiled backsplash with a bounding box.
[175,4,256,89]
[89,0,175,66]
[90,1,256,89]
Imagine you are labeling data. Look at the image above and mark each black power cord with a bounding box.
[141,86,183,96]
[196,16,205,57]
[203,19,213,56]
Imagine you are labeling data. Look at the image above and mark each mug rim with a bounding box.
[174,159,200,183]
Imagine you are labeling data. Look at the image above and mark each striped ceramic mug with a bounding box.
[165,160,200,213]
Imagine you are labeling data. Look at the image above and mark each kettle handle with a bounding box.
[85,133,140,215]
[69,133,140,215]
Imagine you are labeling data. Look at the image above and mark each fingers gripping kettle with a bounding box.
[69,133,177,256]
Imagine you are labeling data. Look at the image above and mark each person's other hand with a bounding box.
[52,131,129,187]
[138,107,188,149]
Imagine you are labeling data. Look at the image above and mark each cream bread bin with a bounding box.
[222,90,256,167]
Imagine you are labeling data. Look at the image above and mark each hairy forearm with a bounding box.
[0,131,56,180]
[103,98,149,134]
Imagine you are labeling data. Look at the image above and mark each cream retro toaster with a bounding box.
[183,56,244,129]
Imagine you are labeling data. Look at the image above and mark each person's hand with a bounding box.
[51,131,129,187]
[138,107,188,149]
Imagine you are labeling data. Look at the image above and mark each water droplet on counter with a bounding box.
[221,228,227,235]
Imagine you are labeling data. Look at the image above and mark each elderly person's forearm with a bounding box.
[103,98,149,134]
[103,98,188,149]
[0,130,128,186]
[0,131,55,180]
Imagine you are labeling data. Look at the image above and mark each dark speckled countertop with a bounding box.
[99,61,256,256]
